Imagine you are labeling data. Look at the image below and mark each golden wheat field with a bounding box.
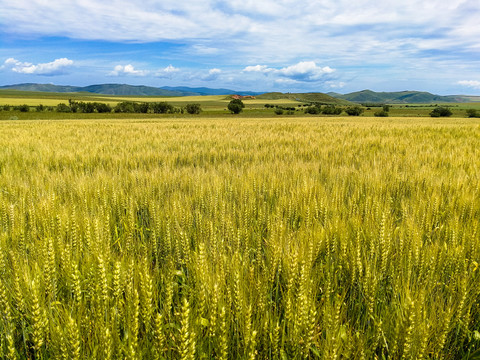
[0,116,479,359]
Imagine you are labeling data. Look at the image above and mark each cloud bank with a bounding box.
[109,64,180,78]
[1,0,479,92]
[243,61,335,83]
[3,58,73,75]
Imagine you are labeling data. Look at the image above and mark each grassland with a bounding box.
[2,89,480,119]
[0,116,479,359]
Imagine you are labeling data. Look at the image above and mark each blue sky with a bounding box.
[1,0,480,94]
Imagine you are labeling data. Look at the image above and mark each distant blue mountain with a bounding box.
[160,86,262,96]
[0,83,263,97]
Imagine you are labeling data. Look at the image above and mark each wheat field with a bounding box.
[0,117,479,359]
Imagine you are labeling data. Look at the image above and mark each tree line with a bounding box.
[0,100,203,114]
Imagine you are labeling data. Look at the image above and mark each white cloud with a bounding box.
[154,65,180,78]
[163,65,179,73]
[3,57,73,75]
[242,61,335,83]
[457,80,480,89]
[277,61,335,82]
[1,0,479,91]
[202,68,222,81]
[243,65,273,73]
[109,64,148,76]
[274,78,299,85]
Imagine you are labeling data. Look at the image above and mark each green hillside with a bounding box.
[0,83,184,96]
[330,90,468,103]
[0,83,262,97]
[257,92,351,105]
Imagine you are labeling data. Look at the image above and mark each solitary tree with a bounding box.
[430,107,452,117]
[228,99,245,114]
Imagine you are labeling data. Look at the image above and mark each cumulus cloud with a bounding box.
[109,64,148,76]
[242,61,335,83]
[277,62,335,82]
[3,57,73,75]
[1,0,479,91]
[243,65,273,73]
[109,64,181,78]
[457,80,480,89]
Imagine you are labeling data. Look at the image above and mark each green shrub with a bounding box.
[345,106,365,116]
[185,103,202,115]
[151,102,174,114]
[305,106,321,115]
[374,110,389,117]
[95,102,112,113]
[227,99,245,114]
[430,107,452,117]
[14,104,30,112]
[322,105,342,115]
[466,109,479,118]
[56,103,71,112]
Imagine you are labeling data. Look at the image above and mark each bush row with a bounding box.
[0,101,203,114]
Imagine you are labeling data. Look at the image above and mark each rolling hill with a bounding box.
[328,90,470,103]
[161,86,260,96]
[0,83,262,97]
[257,92,352,105]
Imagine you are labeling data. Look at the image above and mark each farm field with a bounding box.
[3,90,480,119]
[0,116,480,359]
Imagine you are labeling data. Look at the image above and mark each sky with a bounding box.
[1,0,480,94]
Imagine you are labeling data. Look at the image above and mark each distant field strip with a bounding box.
[0,117,479,359]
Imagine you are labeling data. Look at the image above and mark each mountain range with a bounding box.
[1,83,478,103]
[0,83,261,97]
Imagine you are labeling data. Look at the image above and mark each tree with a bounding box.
[345,106,364,116]
[56,103,71,112]
[430,107,452,117]
[228,99,245,114]
[114,101,135,113]
[14,104,30,112]
[466,109,479,118]
[322,105,342,115]
[151,102,174,114]
[304,106,321,114]
[68,99,79,113]
[133,102,150,113]
[82,102,96,113]
[95,102,112,113]
[185,103,202,115]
